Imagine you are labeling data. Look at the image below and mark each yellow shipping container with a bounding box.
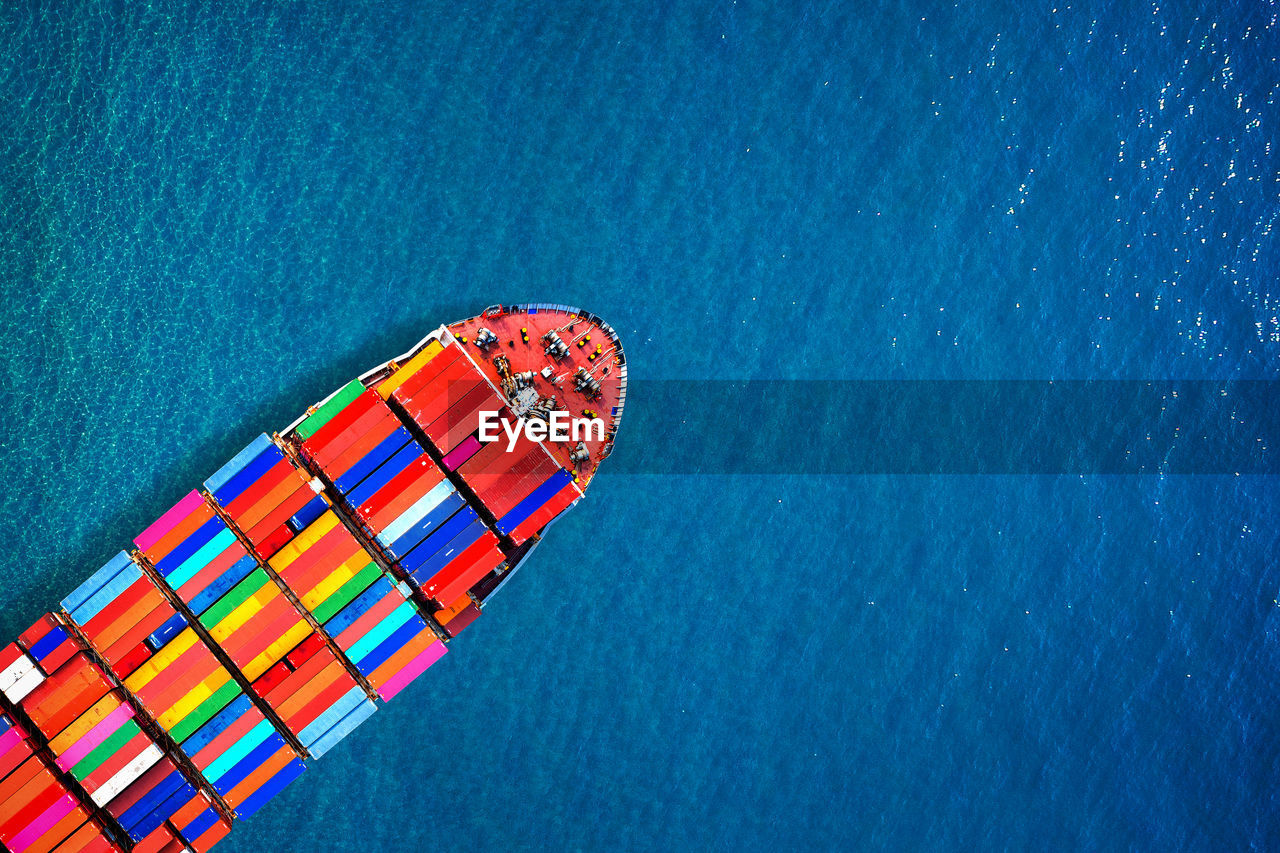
[125,629,199,692]
[299,553,369,609]
[158,668,231,729]
[241,620,311,681]
[270,512,340,570]
[377,340,444,398]
[211,585,280,642]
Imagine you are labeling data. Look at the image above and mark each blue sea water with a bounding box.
[1,0,1278,850]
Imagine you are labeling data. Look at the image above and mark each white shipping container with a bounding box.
[0,654,36,693]
[3,665,44,704]
[90,744,163,807]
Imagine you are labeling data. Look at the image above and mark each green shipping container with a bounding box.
[295,380,364,439]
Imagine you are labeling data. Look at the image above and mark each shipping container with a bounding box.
[319,414,402,481]
[442,435,482,471]
[295,380,365,440]
[376,339,444,399]
[384,494,467,559]
[344,444,432,511]
[443,603,482,638]
[374,479,457,548]
[397,507,480,574]
[395,348,472,412]
[203,433,277,495]
[299,391,383,458]
[389,343,464,404]
[357,460,443,530]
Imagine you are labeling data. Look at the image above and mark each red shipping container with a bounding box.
[111,644,154,680]
[133,824,180,853]
[167,791,211,834]
[252,661,293,696]
[190,819,231,853]
[139,651,219,716]
[81,577,155,639]
[360,463,444,530]
[17,615,58,651]
[484,458,563,520]
[397,348,472,406]
[54,820,119,853]
[236,473,307,531]
[221,595,294,660]
[333,591,404,652]
[265,646,336,708]
[455,437,513,488]
[0,736,35,781]
[275,525,358,589]
[245,488,316,546]
[226,607,306,672]
[191,710,261,772]
[425,382,499,446]
[0,756,44,805]
[391,345,465,404]
[287,668,358,733]
[464,434,544,491]
[22,656,110,738]
[403,375,482,432]
[419,377,486,433]
[285,633,327,670]
[423,538,504,605]
[443,604,482,638]
[102,602,174,665]
[0,774,62,840]
[301,391,383,456]
[321,413,401,479]
[81,730,154,794]
[509,482,581,544]
[255,524,297,560]
[311,406,395,470]
[224,459,296,519]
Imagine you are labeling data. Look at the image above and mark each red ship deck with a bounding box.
[445,304,627,490]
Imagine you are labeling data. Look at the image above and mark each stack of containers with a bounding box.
[1,643,46,706]
[203,435,327,560]
[16,650,114,747]
[251,633,375,759]
[385,340,504,475]
[4,636,203,849]
[179,695,305,817]
[266,510,445,708]
[0,715,119,853]
[301,344,509,607]
[16,616,79,678]
[319,574,445,702]
[130,788,230,853]
[62,553,243,746]
[455,425,581,546]
[185,564,311,685]
[431,594,481,639]
[61,553,188,679]
[0,695,37,775]
[43,684,162,809]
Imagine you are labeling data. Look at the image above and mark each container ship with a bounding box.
[0,304,626,853]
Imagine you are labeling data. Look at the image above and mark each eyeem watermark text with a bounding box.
[478,411,605,451]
